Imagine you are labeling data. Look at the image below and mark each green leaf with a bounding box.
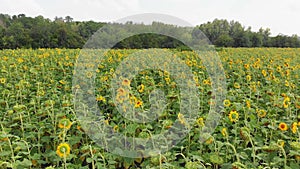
[125,124,138,134]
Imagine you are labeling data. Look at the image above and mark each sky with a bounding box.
[0,0,299,36]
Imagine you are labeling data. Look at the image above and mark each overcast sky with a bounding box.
[0,0,299,36]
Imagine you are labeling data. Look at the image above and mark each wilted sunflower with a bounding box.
[58,118,72,130]
[56,142,71,158]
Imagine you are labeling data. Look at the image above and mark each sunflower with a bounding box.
[113,125,119,132]
[56,143,71,158]
[86,71,93,78]
[278,122,288,131]
[292,122,298,134]
[134,100,143,108]
[0,78,6,84]
[246,100,251,108]
[96,95,106,103]
[223,99,231,107]
[178,113,186,125]
[283,97,290,108]
[122,78,130,86]
[233,82,240,89]
[117,88,126,96]
[228,110,239,123]
[203,79,211,85]
[196,117,204,127]
[257,109,267,118]
[277,140,285,147]
[59,80,66,85]
[58,118,72,130]
[261,69,267,77]
[138,84,145,93]
[285,80,289,87]
[221,128,227,137]
[246,75,251,81]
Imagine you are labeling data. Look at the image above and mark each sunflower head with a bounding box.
[229,110,239,123]
[178,113,186,125]
[56,143,71,158]
[221,128,227,137]
[292,122,298,134]
[283,97,290,108]
[223,99,231,107]
[138,84,145,93]
[122,78,130,86]
[134,100,143,108]
[246,100,251,108]
[0,78,6,84]
[117,88,126,96]
[257,109,267,118]
[233,82,240,89]
[246,75,251,81]
[278,122,288,131]
[58,118,72,130]
[196,117,204,127]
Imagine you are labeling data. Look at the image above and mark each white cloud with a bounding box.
[0,0,44,16]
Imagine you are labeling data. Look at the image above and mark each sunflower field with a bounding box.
[0,48,299,169]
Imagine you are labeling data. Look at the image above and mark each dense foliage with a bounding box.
[0,48,299,169]
[0,14,299,49]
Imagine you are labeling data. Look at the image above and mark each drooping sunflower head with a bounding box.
[56,142,71,158]
[58,118,72,130]
[221,128,227,137]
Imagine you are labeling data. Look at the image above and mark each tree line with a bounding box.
[0,13,299,49]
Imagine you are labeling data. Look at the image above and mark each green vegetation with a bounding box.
[0,14,299,49]
[0,48,299,168]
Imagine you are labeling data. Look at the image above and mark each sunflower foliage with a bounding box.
[0,48,299,169]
